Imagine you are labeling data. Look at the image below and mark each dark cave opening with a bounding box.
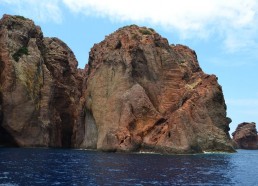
[0,92,18,147]
[0,126,18,147]
[60,113,73,148]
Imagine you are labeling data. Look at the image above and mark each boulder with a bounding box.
[232,122,258,149]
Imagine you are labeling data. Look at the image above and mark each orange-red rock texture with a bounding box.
[0,15,234,153]
[73,25,234,153]
[0,15,82,147]
[232,122,258,149]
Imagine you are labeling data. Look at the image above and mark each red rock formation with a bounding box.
[0,15,82,147]
[73,25,234,153]
[232,122,258,149]
[0,15,234,153]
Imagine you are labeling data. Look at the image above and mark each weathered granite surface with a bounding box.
[232,122,258,149]
[0,15,82,147]
[0,15,234,153]
[73,25,234,153]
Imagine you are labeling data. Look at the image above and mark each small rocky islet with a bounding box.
[232,122,258,150]
[0,14,254,154]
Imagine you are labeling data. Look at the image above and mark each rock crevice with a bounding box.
[73,25,234,153]
[0,16,234,153]
[0,15,82,147]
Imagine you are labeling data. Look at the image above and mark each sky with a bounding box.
[1,0,258,134]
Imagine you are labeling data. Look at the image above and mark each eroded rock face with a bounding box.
[73,25,234,153]
[232,122,258,149]
[0,15,82,147]
[0,15,234,153]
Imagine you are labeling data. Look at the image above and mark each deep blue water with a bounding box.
[0,148,258,186]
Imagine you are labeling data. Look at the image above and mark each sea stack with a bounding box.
[73,25,234,153]
[0,15,234,153]
[0,15,82,147]
[232,122,258,149]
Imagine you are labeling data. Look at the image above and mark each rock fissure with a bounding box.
[0,15,235,153]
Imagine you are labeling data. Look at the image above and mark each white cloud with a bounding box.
[0,0,62,23]
[62,0,258,53]
[2,0,258,54]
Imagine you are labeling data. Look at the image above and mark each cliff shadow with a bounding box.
[60,112,73,148]
[0,92,18,147]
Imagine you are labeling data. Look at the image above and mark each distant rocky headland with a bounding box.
[0,14,235,153]
[232,122,258,149]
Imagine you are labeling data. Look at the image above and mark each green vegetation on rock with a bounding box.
[14,15,27,20]
[149,28,155,32]
[132,33,140,40]
[139,29,152,35]
[12,47,29,62]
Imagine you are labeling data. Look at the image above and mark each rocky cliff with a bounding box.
[0,15,82,147]
[232,122,258,149]
[73,25,234,153]
[0,15,234,153]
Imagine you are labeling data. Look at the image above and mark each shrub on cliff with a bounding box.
[12,47,29,62]
[139,29,152,35]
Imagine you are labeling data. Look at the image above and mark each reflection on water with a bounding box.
[0,148,257,185]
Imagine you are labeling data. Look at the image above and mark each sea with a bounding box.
[0,148,257,186]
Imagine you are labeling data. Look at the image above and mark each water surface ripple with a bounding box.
[0,148,257,185]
